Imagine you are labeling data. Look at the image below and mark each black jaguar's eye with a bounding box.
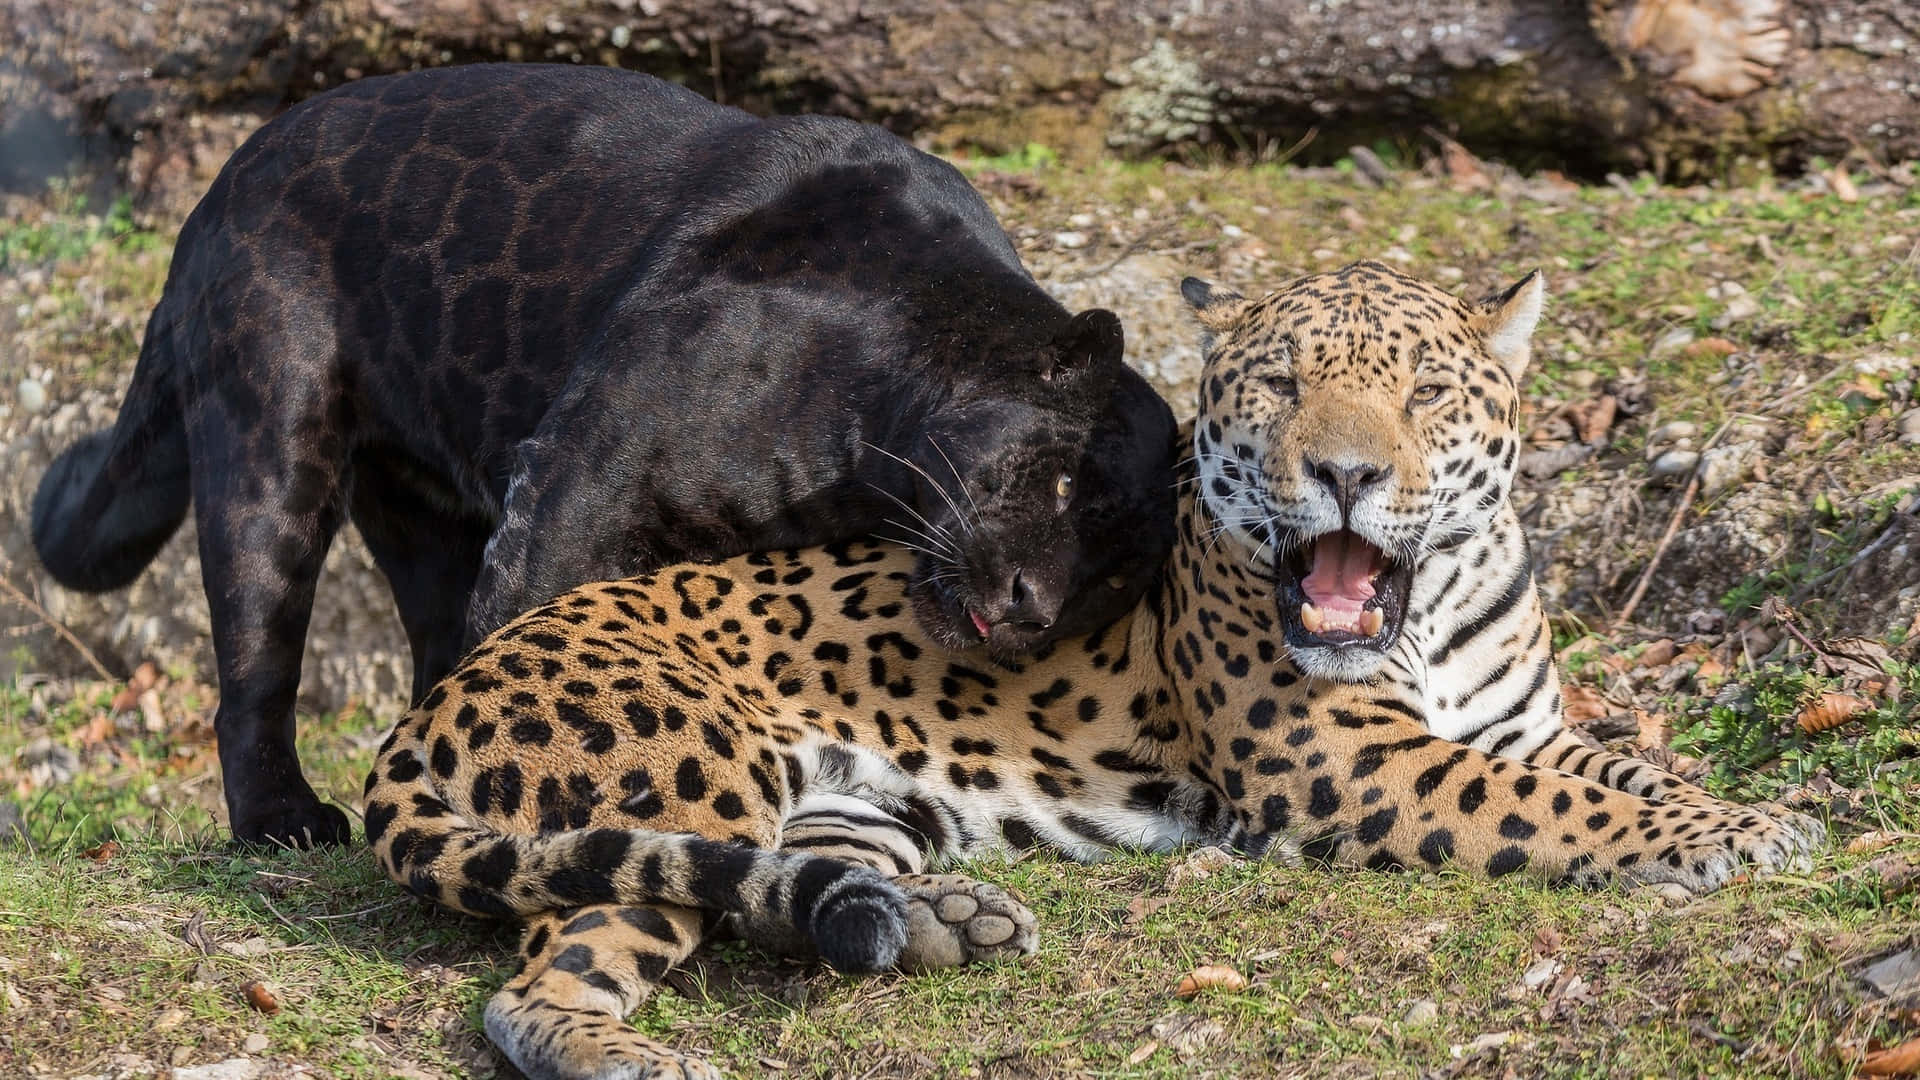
[1409,383,1448,408]
[1054,472,1074,510]
[1107,574,1128,589]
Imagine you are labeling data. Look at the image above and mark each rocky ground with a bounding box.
[0,141,1917,1078]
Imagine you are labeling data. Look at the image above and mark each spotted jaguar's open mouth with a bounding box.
[1275,529,1413,654]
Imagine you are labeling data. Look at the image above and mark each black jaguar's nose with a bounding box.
[1000,568,1058,631]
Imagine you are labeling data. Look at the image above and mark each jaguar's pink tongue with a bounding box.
[1300,532,1382,630]
[969,608,992,638]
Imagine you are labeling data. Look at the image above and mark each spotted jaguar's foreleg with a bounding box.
[1232,708,1821,893]
[1520,729,1825,863]
[744,792,1038,972]
[485,902,717,1080]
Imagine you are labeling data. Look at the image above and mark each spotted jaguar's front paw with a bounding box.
[890,874,1038,973]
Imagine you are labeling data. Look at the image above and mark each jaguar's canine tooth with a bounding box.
[1301,602,1325,633]
[1361,609,1384,636]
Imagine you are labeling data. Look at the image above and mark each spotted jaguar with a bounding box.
[364,261,1822,1080]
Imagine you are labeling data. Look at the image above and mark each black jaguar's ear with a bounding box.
[1043,308,1124,381]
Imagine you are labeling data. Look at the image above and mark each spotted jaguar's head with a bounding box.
[1182,260,1544,680]
[894,309,1179,661]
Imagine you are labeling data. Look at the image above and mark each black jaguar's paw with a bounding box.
[232,800,353,848]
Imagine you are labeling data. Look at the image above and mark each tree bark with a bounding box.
[3,0,1917,206]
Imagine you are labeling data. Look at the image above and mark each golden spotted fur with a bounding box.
[365,261,1821,1080]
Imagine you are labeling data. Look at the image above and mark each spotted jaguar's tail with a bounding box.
[363,714,910,973]
[31,317,190,592]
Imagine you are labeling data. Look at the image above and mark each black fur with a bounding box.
[31,64,1177,848]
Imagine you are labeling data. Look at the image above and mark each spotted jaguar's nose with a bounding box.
[1303,455,1393,521]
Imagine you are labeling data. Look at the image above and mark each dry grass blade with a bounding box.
[0,560,116,683]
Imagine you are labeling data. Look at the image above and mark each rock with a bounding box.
[1402,998,1439,1026]
[15,379,46,414]
[1522,957,1563,990]
[171,1060,265,1080]
[1711,294,1761,328]
[1651,327,1696,355]
[1052,231,1089,250]
[1649,449,1700,483]
[1698,442,1756,497]
[240,1034,268,1054]
[1897,407,1920,445]
[1863,948,1920,1002]
[20,737,78,788]
[0,800,25,846]
[1647,420,1699,447]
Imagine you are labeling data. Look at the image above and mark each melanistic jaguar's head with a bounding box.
[891,309,1179,661]
[1181,261,1545,681]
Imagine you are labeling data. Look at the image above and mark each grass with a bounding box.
[4,155,1920,1077]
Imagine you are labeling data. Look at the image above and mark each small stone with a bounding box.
[1648,420,1699,445]
[241,1033,268,1054]
[1652,326,1696,355]
[1521,957,1563,990]
[1649,450,1700,483]
[154,1007,189,1032]
[1053,231,1089,249]
[21,737,78,788]
[1897,407,1920,445]
[171,1059,265,1080]
[1698,442,1755,497]
[1712,294,1762,328]
[1565,369,1598,390]
[16,378,46,414]
[1402,998,1439,1026]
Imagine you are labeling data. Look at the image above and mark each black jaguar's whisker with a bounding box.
[863,481,960,553]
[861,441,975,539]
[925,437,986,538]
[877,516,956,560]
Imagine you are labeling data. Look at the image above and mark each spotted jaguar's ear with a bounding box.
[1043,308,1124,381]
[1180,276,1248,333]
[1472,269,1547,378]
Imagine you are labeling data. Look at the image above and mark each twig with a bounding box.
[0,560,116,683]
[1614,420,1733,628]
[1790,512,1915,603]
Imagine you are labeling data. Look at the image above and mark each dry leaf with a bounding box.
[1693,656,1728,682]
[78,712,114,747]
[1831,167,1861,203]
[1329,947,1351,968]
[1870,854,1920,900]
[1633,709,1672,751]
[137,688,167,733]
[1683,337,1740,358]
[1439,138,1491,192]
[1562,684,1611,726]
[242,980,280,1015]
[1125,894,1173,925]
[1847,831,1899,856]
[1566,394,1620,445]
[1860,1036,1920,1076]
[83,840,119,863]
[1126,1041,1159,1066]
[1798,692,1870,733]
[1638,639,1679,669]
[1175,965,1249,998]
[1530,927,1561,956]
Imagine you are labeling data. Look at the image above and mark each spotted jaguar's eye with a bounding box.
[1409,383,1449,408]
[1054,472,1074,510]
[1269,375,1298,398]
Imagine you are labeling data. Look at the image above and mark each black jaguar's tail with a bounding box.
[31,316,190,593]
